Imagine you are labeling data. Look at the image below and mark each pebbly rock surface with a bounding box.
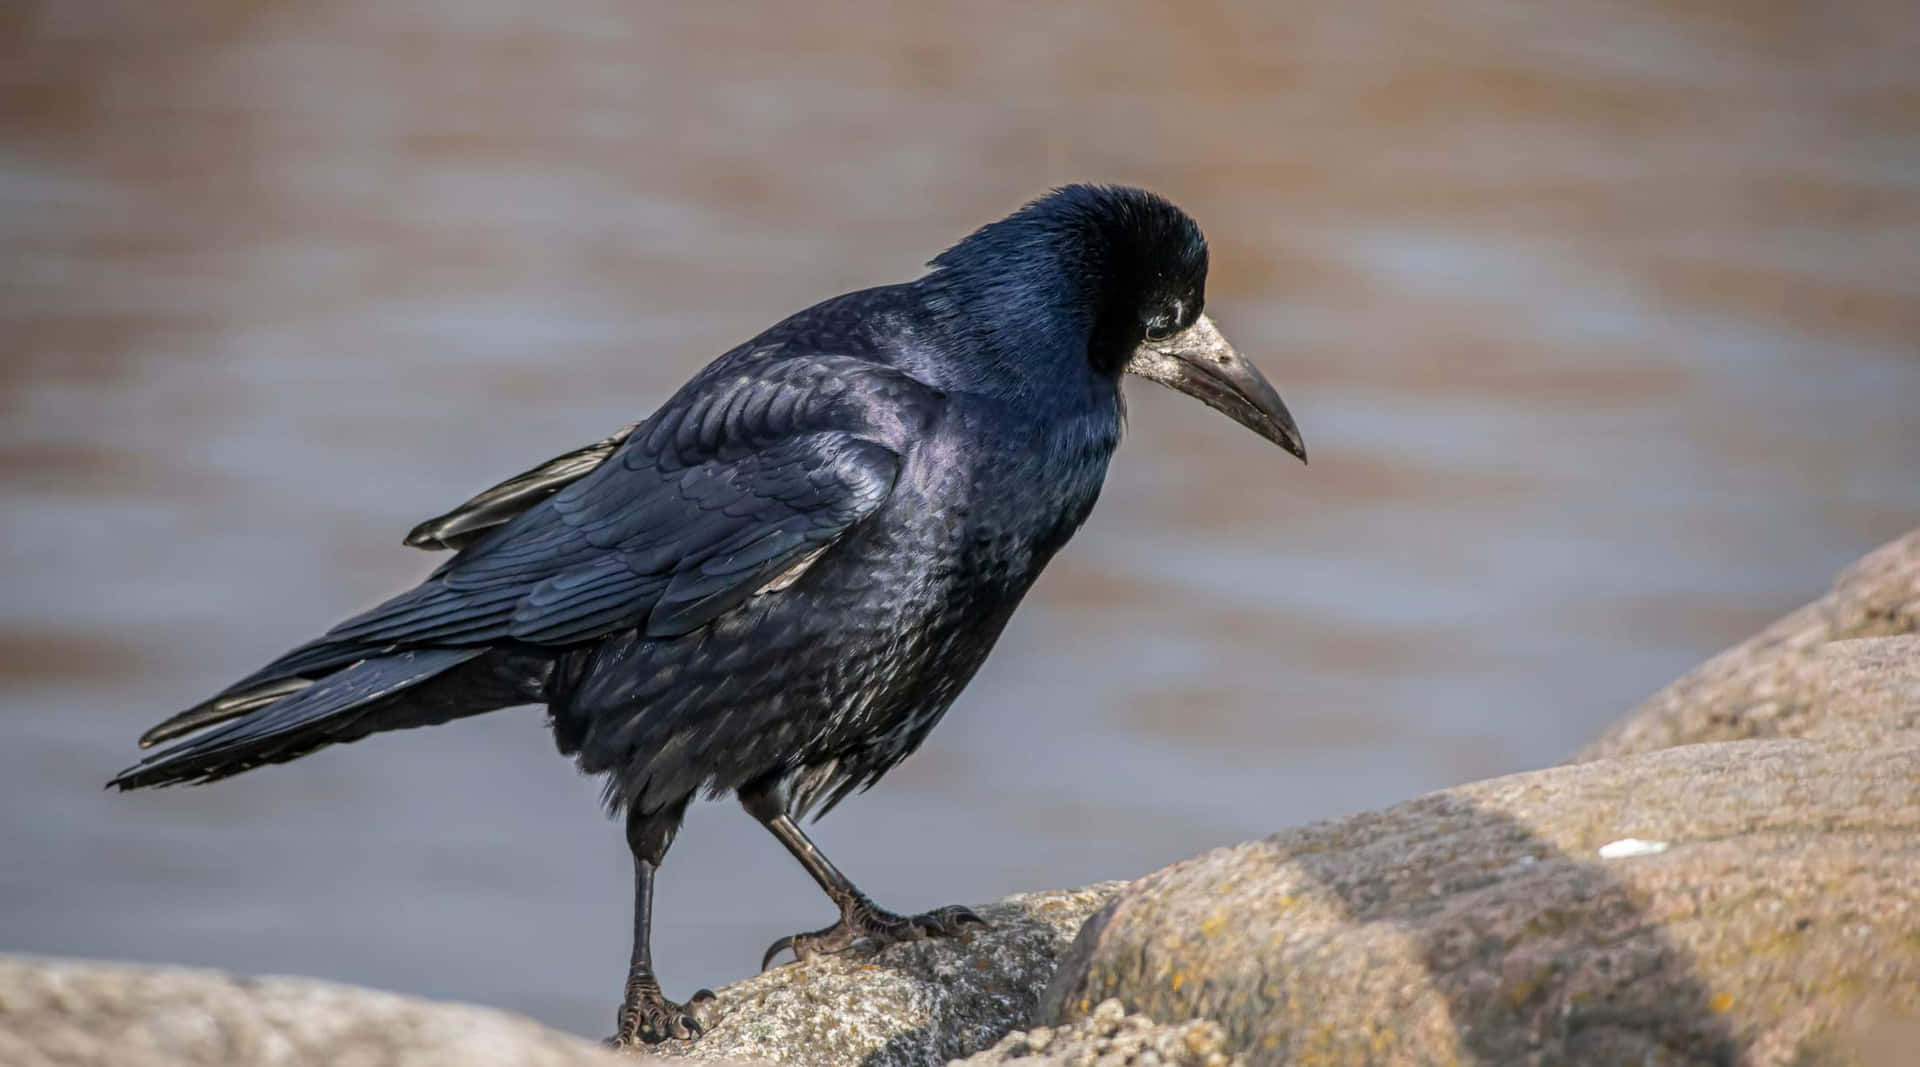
[648,885,1120,1067]
[1578,529,1920,761]
[956,999,1239,1067]
[0,954,628,1067]
[1042,736,1920,1066]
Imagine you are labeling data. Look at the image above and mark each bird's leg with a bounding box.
[740,780,984,970]
[612,802,715,1046]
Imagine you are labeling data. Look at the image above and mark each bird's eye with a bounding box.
[1143,320,1176,342]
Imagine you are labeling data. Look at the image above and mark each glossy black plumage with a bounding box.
[111,185,1304,1044]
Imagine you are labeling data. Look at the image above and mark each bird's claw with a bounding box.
[922,904,988,932]
[611,982,716,1046]
[761,902,986,971]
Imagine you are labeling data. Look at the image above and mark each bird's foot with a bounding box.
[761,897,984,970]
[610,969,716,1046]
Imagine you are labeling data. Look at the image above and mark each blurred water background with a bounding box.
[3,0,1917,1038]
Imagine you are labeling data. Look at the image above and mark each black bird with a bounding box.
[111,185,1305,1045]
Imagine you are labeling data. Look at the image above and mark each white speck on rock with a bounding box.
[1597,837,1669,859]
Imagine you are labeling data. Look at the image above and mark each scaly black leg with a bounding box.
[611,801,715,1046]
[740,778,985,970]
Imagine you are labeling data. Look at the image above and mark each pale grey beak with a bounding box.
[1123,314,1307,462]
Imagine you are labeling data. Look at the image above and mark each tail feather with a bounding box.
[217,638,390,699]
[111,648,487,790]
[138,677,315,748]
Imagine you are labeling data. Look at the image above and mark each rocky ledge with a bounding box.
[1576,530,1920,762]
[1043,732,1917,1065]
[1034,532,1919,1066]
[5,532,1916,1067]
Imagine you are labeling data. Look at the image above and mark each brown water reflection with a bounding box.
[3,0,1917,1040]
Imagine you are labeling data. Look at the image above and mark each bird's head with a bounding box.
[926,185,1305,461]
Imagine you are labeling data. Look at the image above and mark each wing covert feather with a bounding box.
[317,359,932,654]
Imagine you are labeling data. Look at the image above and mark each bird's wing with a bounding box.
[278,357,933,667]
[404,424,639,551]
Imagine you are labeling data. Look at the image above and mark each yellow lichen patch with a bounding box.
[1171,969,1187,992]
[1710,992,1734,1013]
[1200,913,1227,937]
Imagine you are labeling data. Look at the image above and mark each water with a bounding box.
[3,0,1917,1038]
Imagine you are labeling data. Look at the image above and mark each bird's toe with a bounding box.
[914,904,986,935]
[759,933,799,972]
[760,923,860,971]
[613,987,714,1046]
[759,901,983,971]
[685,988,719,1031]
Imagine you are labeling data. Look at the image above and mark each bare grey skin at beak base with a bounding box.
[1123,313,1308,463]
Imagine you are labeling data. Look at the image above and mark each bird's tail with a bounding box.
[109,647,515,790]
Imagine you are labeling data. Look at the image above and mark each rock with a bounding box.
[0,885,1119,1067]
[1578,529,1920,761]
[1793,636,1920,745]
[0,954,627,1067]
[1041,736,1920,1066]
[650,885,1120,1067]
[957,999,1240,1067]
[22,532,1916,1067]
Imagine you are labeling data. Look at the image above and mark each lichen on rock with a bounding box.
[1041,736,1920,1066]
